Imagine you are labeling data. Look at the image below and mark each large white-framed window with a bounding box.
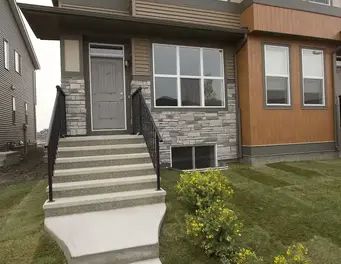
[301,48,325,107]
[264,44,291,106]
[14,50,21,74]
[153,43,225,108]
[3,39,9,70]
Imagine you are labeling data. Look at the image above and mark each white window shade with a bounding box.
[265,45,289,76]
[302,49,324,78]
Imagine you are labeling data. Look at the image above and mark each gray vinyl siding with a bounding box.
[132,0,241,29]
[59,0,130,15]
[0,0,36,151]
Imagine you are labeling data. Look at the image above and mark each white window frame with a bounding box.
[170,144,218,170]
[264,44,291,107]
[4,39,9,70]
[309,0,331,6]
[301,48,326,107]
[152,43,226,108]
[14,50,21,74]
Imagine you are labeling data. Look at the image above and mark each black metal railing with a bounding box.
[46,86,67,202]
[132,87,163,190]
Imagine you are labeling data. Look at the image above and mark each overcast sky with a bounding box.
[18,0,60,131]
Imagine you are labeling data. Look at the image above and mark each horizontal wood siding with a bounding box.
[132,0,241,29]
[238,35,337,146]
[132,38,152,76]
[241,4,341,41]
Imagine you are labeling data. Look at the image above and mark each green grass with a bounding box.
[0,180,66,264]
[160,160,341,264]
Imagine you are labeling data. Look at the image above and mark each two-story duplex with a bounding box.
[0,0,39,165]
[18,1,341,263]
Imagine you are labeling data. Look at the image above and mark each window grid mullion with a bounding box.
[177,46,181,107]
[200,48,205,107]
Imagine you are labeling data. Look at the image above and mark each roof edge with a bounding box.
[11,0,40,69]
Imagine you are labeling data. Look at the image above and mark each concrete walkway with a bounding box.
[46,204,166,264]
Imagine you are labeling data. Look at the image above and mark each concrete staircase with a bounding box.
[44,135,166,264]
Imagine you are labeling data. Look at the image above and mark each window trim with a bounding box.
[12,96,16,124]
[14,50,21,74]
[309,0,331,6]
[3,39,9,70]
[301,48,326,107]
[24,102,28,124]
[170,144,218,170]
[263,44,292,107]
[152,43,226,109]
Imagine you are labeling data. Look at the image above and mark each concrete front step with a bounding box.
[44,189,166,217]
[45,204,166,264]
[54,163,156,183]
[52,175,157,198]
[59,135,144,147]
[55,153,151,170]
[130,259,161,264]
[58,143,148,158]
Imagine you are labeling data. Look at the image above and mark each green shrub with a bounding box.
[234,248,264,264]
[273,243,312,264]
[185,201,242,263]
[176,170,234,210]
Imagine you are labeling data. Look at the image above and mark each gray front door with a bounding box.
[91,57,125,130]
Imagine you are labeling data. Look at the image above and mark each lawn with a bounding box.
[160,159,341,264]
[0,149,66,264]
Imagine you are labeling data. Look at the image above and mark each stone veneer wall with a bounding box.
[131,80,238,167]
[61,78,87,136]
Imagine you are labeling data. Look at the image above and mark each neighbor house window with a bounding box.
[171,145,216,170]
[153,44,225,107]
[264,45,291,106]
[309,0,331,5]
[301,48,325,106]
[24,102,28,124]
[12,96,16,124]
[4,39,9,70]
[14,50,21,74]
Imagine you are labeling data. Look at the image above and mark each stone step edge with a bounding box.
[51,175,157,191]
[44,189,166,210]
[58,143,147,152]
[59,135,143,142]
[56,153,150,164]
[54,163,155,177]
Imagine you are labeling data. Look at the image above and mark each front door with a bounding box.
[90,45,126,131]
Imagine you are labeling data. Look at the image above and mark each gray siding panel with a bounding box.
[132,0,241,29]
[0,0,36,151]
[60,0,130,15]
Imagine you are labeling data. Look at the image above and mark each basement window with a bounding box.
[12,96,16,124]
[171,145,217,170]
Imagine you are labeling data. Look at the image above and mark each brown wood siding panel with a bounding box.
[241,4,341,41]
[238,35,337,147]
[0,0,36,151]
[132,38,151,76]
[133,0,241,29]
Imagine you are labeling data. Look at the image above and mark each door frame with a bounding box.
[88,43,127,132]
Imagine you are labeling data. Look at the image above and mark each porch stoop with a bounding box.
[44,135,166,264]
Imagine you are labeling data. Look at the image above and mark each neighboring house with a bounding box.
[0,0,39,153]
[19,1,340,263]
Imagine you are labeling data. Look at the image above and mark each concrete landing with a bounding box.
[45,204,166,264]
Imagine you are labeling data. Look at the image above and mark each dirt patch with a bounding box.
[0,147,47,186]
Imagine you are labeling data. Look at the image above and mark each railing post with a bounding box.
[156,135,161,191]
[139,90,143,134]
[47,144,54,202]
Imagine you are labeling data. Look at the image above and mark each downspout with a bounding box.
[234,34,248,160]
[333,46,341,151]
